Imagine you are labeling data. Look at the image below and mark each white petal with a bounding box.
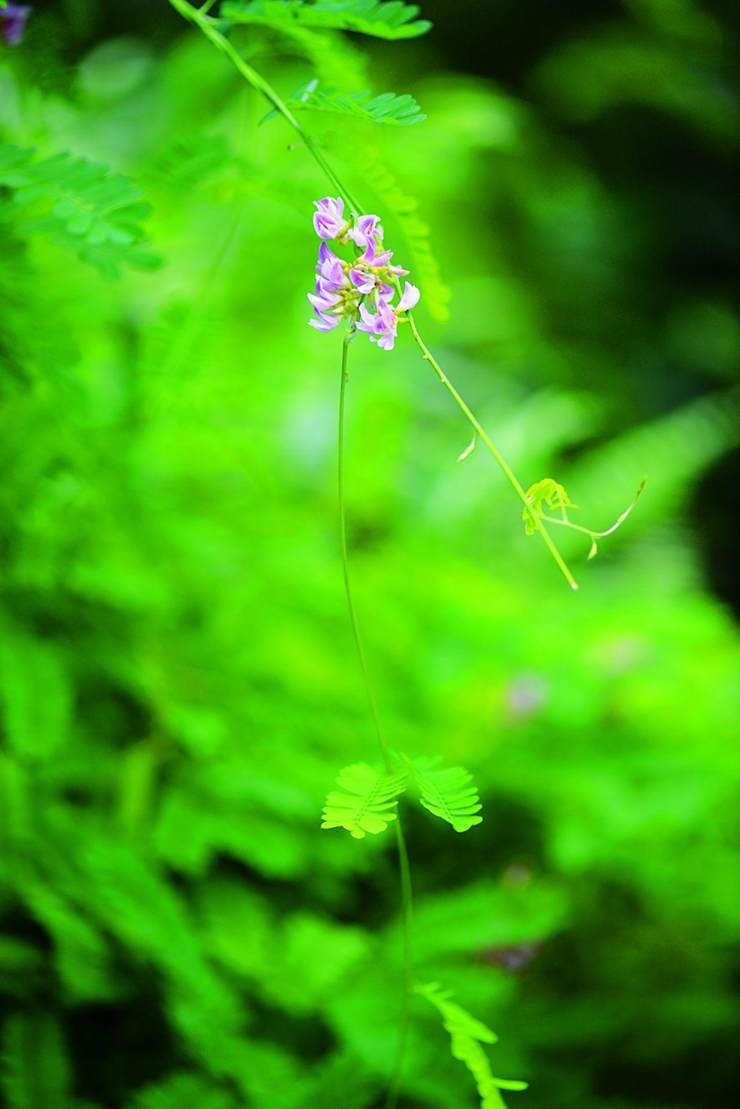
[397,282,420,312]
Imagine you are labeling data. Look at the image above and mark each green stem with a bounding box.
[337,333,391,769]
[166,4,417,1091]
[541,515,601,538]
[540,478,645,542]
[164,4,574,1096]
[166,0,578,590]
[388,819,414,1109]
[406,314,579,591]
[167,0,362,214]
[338,333,414,1107]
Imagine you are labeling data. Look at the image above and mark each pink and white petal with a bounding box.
[308,312,340,332]
[349,269,375,294]
[308,292,339,312]
[397,282,420,312]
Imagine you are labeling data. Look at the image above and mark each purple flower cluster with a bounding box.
[308,197,419,351]
[0,3,30,46]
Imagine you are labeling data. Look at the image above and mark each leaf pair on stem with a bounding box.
[320,756,482,839]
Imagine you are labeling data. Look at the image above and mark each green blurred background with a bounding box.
[1,1,739,1106]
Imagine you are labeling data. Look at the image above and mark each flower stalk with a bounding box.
[338,332,414,1108]
[167,0,578,587]
[165,4,583,1102]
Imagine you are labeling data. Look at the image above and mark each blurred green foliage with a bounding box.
[1,2,739,1107]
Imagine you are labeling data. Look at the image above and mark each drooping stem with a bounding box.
[406,315,579,591]
[167,0,362,214]
[167,0,579,590]
[338,332,414,1108]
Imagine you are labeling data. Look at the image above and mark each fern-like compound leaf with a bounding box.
[0,142,159,276]
[287,84,425,126]
[321,763,408,838]
[222,0,432,41]
[522,478,574,535]
[359,146,451,320]
[416,983,528,1109]
[410,758,483,832]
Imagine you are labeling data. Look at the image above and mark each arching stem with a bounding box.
[167,0,362,215]
[165,4,578,1099]
[405,314,579,591]
[166,0,579,590]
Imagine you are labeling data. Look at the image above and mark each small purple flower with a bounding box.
[307,274,345,330]
[481,943,540,972]
[1,3,30,46]
[505,673,549,718]
[308,310,341,333]
[308,250,355,331]
[316,242,346,287]
[357,300,399,351]
[359,236,394,269]
[306,198,421,347]
[313,196,347,240]
[349,268,375,294]
[307,276,341,315]
[348,214,383,250]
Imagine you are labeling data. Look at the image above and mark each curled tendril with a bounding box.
[523,478,646,560]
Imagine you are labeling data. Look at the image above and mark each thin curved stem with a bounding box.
[338,333,391,769]
[166,0,579,591]
[164,4,571,1097]
[406,315,579,591]
[541,515,607,538]
[540,478,645,541]
[338,333,413,1108]
[167,0,362,214]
